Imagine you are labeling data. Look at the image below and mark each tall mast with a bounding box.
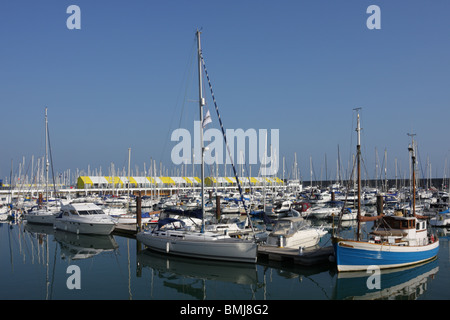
[408,133,417,217]
[196,29,206,232]
[45,107,49,208]
[354,108,362,240]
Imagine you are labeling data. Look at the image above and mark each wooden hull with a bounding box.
[333,238,439,272]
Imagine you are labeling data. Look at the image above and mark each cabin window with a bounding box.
[78,210,103,215]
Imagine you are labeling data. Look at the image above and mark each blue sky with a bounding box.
[1,0,449,184]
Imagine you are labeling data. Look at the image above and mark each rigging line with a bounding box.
[200,53,255,234]
[46,123,58,198]
[348,110,355,181]
[336,148,357,234]
[159,37,197,166]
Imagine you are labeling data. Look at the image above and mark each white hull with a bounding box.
[24,213,57,225]
[54,218,116,235]
[266,228,327,248]
[55,203,116,235]
[116,215,157,225]
[137,230,257,263]
[310,207,340,219]
[430,213,450,227]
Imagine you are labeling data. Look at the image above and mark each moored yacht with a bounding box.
[24,204,61,225]
[137,217,257,263]
[265,216,327,249]
[136,30,258,264]
[54,203,117,235]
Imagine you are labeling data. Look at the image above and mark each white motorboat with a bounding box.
[329,208,359,221]
[309,201,342,219]
[102,205,128,216]
[221,202,241,215]
[0,205,9,221]
[265,217,327,249]
[267,200,292,218]
[54,203,117,235]
[115,211,160,225]
[430,209,450,227]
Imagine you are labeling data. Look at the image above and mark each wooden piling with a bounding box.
[136,191,142,232]
[376,194,383,215]
[215,195,221,220]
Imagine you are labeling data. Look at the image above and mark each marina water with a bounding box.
[1,219,450,300]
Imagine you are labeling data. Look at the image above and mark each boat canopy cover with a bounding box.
[157,217,185,229]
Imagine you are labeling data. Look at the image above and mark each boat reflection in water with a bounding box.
[333,258,439,300]
[54,230,119,261]
[137,249,259,299]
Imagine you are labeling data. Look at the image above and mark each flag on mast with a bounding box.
[203,109,212,128]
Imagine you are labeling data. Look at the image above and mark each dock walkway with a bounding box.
[114,224,335,266]
[257,245,334,266]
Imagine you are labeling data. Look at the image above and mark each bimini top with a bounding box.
[157,217,186,229]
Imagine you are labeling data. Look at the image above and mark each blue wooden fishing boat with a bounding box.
[332,110,439,272]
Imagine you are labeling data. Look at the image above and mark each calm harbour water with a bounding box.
[1,219,450,301]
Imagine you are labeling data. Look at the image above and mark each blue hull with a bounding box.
[333,239,439,272]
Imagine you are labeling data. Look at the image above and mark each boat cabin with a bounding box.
[273,201,291,213]
[60,204,106,217]
[270,217,308,237]
[370,213,429,246]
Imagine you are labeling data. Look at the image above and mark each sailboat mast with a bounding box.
[355,108,362,240]
[45,107,49,207]
[408,133,416,217]
[197,29,206,231]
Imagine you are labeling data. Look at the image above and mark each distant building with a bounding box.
[76,176,284,189]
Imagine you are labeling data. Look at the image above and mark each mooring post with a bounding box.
[215,195,221,221]
[136,191,142,232]
[376,194,383,215]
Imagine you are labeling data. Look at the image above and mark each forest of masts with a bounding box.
[3,147,449,192]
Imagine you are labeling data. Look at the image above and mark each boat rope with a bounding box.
[199,53,256,235]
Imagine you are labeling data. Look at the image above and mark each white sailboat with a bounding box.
[24,108,60,225]
[137,30,257,263]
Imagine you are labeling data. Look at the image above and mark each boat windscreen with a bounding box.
[78,210,104,215]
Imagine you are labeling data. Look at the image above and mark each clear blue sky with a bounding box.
[1,0,449,184]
